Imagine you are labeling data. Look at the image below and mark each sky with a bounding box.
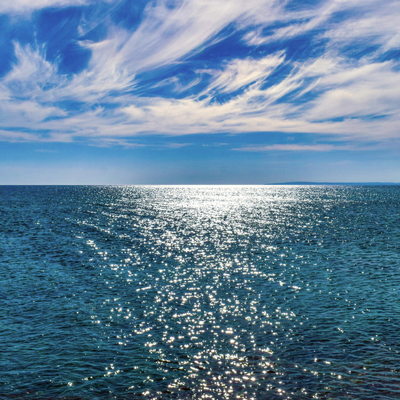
[0,0,400,184]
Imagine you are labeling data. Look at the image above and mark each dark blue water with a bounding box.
[1,185,400,399]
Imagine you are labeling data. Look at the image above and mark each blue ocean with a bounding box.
[1,185,400,399]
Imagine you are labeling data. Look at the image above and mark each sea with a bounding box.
[1,185,400,399]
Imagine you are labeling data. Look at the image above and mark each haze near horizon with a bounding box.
[1,0,400,184]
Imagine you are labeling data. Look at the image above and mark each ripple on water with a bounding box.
[1,185,400,399]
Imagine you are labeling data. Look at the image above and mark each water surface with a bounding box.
[1,185,400,399]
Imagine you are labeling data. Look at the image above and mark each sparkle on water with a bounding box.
[1,185,400,399]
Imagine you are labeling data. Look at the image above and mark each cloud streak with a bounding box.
[0,0,107,14]
[0,0,399,153]
[233,144,352,152]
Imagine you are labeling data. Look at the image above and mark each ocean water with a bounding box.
[1,185,400,399]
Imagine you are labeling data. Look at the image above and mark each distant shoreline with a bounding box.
[265,182,400,186]
[0,183,399,186]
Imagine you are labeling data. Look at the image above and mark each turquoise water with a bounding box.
[1,185,400,399]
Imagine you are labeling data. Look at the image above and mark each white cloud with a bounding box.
[2,43,61,97]
[0,129,38,141]
[207,52,285,93]
[1,0,400,152]
[244,6,333,45]
[233,144,351,151]
[296,60,400,121]
[0,0,100,14]
[243,0,400,52]
[2,40,400,147]
[321,1,400,51]
[82,0,279,76]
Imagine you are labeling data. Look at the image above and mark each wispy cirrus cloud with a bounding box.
[205,52,285,93]
[321,1,400,51]
[0,0,111,14]
[233,144,351,152]
[0,0,399,154]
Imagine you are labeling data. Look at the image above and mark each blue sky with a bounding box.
[1,0,400,184]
